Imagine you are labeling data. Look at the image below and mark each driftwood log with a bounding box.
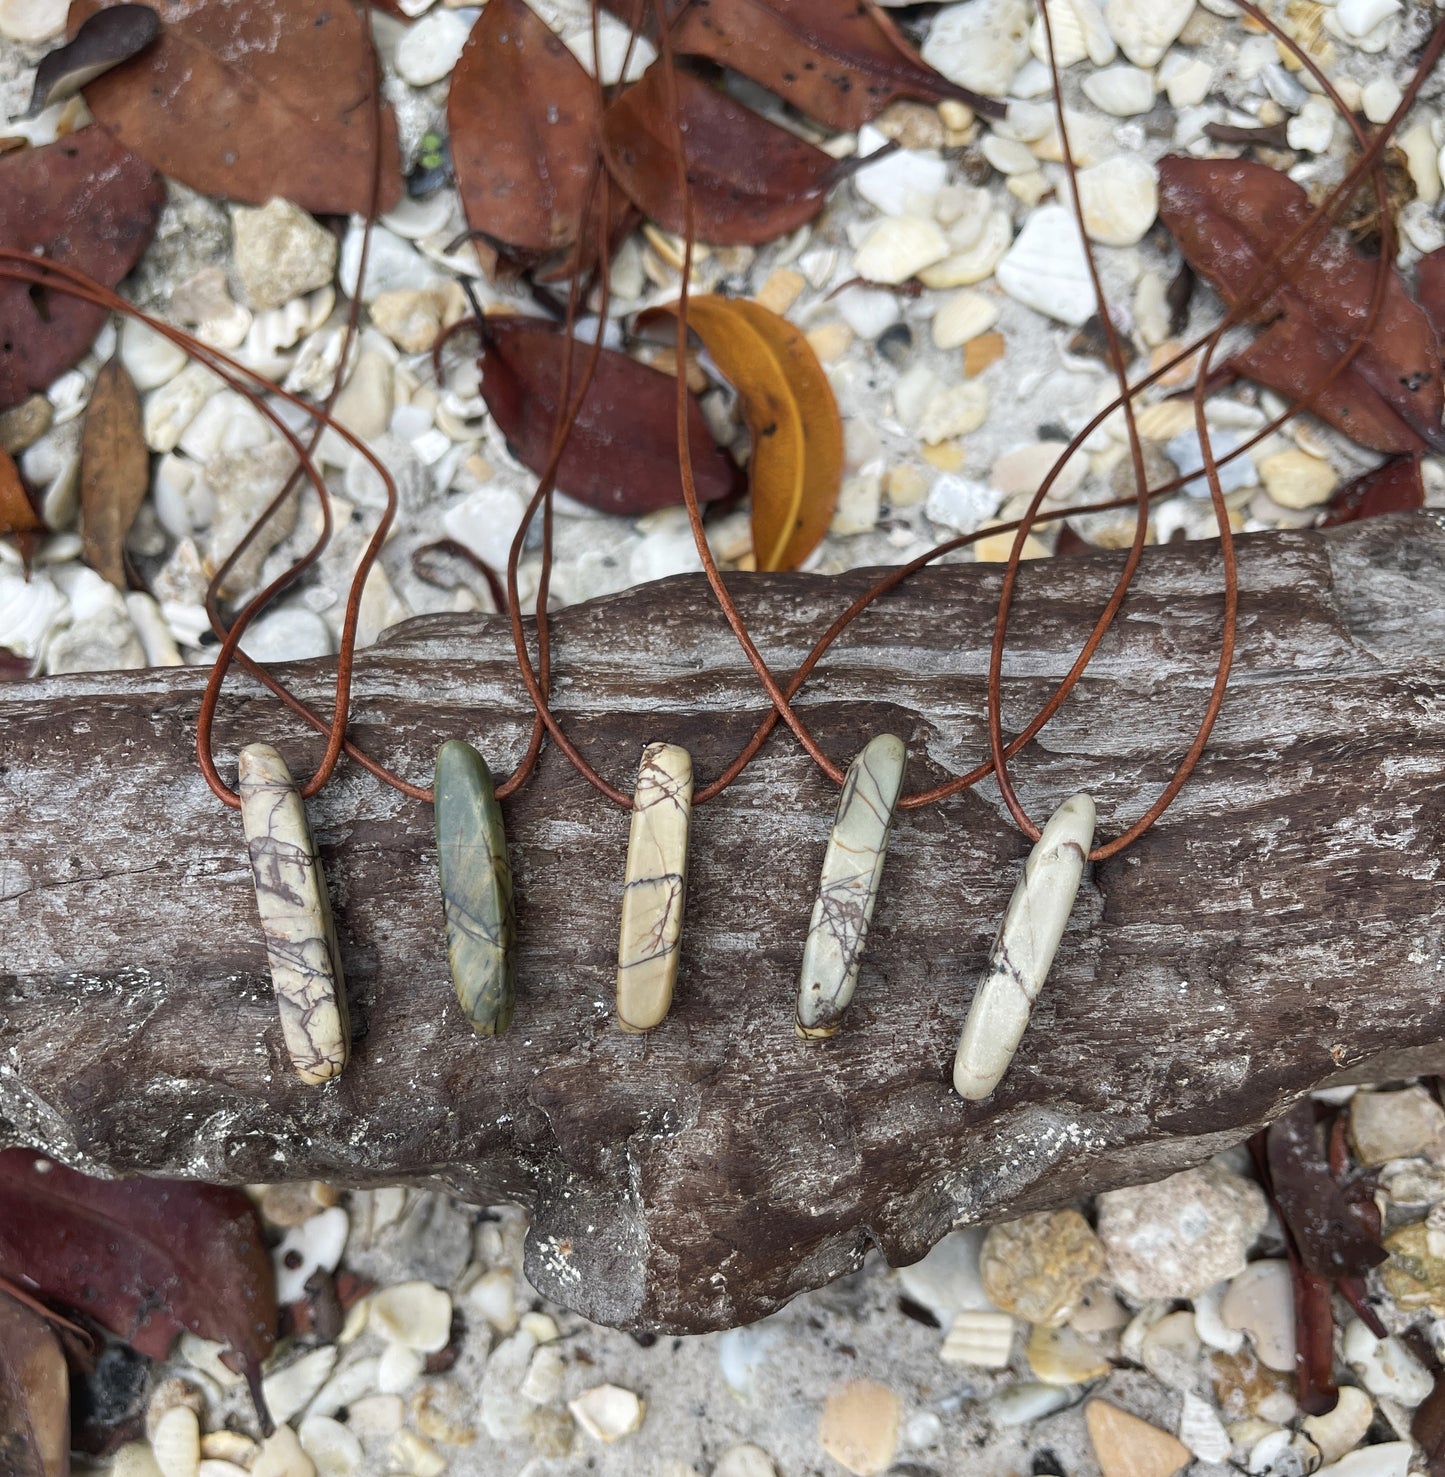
[4,513,1445,1334]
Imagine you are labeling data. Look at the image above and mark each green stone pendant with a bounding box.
[434,740,516,1036]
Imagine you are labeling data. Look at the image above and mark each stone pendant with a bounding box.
[237,743,350,1085]
[952,793,1095,1100]
[616,742,693,1033]
[796,734,907,1039]
[434,740,516,1036]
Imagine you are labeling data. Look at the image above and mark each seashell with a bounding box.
[259,1181,339,1229]
[981,133,1036,176]
[1342,1320,1433,1406]
[273,1205,349,1303]
[1026,1323,1109,1386]
[1140,1309,1204,1391]
[1076,154,1158,247]
[940,1310,1016,1368]
[179,1333,243,1390]
[932,290,1000,351]
[261,1345,339,1427]
[377,1341,426,1396]
[199,1433,256,1464]
[143,363,223,453]
[345,1393,406,1437]
[387,1431,447,1477]
[338,1296,370,1345]
[152,452,211,541]
[1177,1391,1231,1464]
[251,1425,314,1477]
[196,303,253,353]
[297,1415,363,1477]
[145,1376,205,1436]
[411,1383,478,1445]
[0,570,66,660]
[1133,400,1198,443]
[996,204,1092,323]
[990,1382,1077,1427]
[197,1464,249,1477]
[1259,448,1337,510]
[1081,64,1154,116]
[309,1355,380,1420]
[112,1443,165,1477]
[918,208,1012,289]
[150,1405,201,1477]
[1221,1261,1296,1374]
[1333,0,1401,40]
[369,1280,453,1352]
[855,216,949,286]
[520,1345,566,1407]
[1246,1427,1293,1472]
[381,192,456,242]
[47,368,91,426]
[568,1384,645,1443]
[521,1311,560,1345]
[121,317,188,392]
[1031,0,1115,68]
[1302,1386,1374,1465]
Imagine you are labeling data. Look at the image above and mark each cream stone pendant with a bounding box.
[238,743,350,1085]
[796,733,906,1039]
[952,793,1095,1100]
[616,742,693,1033]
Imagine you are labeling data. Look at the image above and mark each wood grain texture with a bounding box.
[3,514,1445,1333]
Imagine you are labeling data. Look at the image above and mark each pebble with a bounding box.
[996,204,1094,324]
[980,1210,1106,1326]
[1082,65,1156,116]
[466,1266,519,1333]
[1362,78,1403,126]
[855,217,949,285]
[895,1227,994,1323]
[340,222,441,300]
[344,1393,404,1437]
[1316,1445,1412,1477]
[1085,1399,1190,1477]
[1381,1221,1445,1315]
[125,591,183,667]
[1209,1345,1297,1425]
[981,133,1038,175]
[152,1406,201,1477]
[922,0,1030,98]
[817,1379,901,1477]
[232,200,338,312]
[252,1427,315,1477]
[1097,1165,1267,1300]
[1076,155,1158,246]
[926,474,1003,534]
[296,1417,362,1477]
[1302,1387,1375,1466]
[240,607,334,665]
[0,570,66,660]
[370,1281,453,1352]
[920,208,1012,289]
[1166,426,1257,497]
[1350,1085,1445,1165]
[1220,1260,1296,1373]
[1334,0,1400,41]
[1176,1391,1231,1464]
[1342,1320,1433,1405]
[1026,1323,1109,1385]
[831,471,882,534]
[569,1384,645,1443]
[941,1309,1016,1366]
[1104,0,1196,66]
[262,1347,338,1428]
[918,382,989,444]
[329,350,393,451]
[260,1181,339,1228]
[834,287,901,340]
[369,287,452,354]
[395,7,471,85]
[990,1382,1077,1426]
[45,568,146,674]
[1258,448,1337,509]
[273,1205,349,1303]
[1287,95,1336,154]
[519,1344,566,1406]
[714,1444,777,1477]
[378,1341,426,1396]
[0,0,68,40]
[120,319,189,393]
[1161,55,1213,109]
[853,129,949,217]
[144,365,224,453]
[0,394,53,456]
[1140,1309,1204,1391]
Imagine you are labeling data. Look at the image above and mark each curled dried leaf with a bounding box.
[1,448,41,538]
[1158,156,1445,455]
[477,314,741,515]
[643,295,841,571]
[0,1294,69,1477]
[80,356,148,588]
[28,3,159,116]
[602,64,862,246]
[1320,454,1425,527]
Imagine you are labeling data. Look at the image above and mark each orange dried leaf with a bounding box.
[0,448,41,538]
[70,0,402,214]
[80,356,148,588]
[647,295,842,571]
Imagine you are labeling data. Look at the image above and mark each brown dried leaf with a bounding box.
[0,128,163,411]
[1320,454,1425,527]
[643,295,841,570]
[602,64,859,246]
[0,1294,69,1477]
[1415,1365,1445,1477]
[28,3,159,116]
[70,0,402,214]
[80,356,148,588]
[477,314,741,514]
[605,0,1000,131]
[0,1150,277,1429]
[1418,247,1445,345]
[1158,156,1445,455]
[1,447,41,538]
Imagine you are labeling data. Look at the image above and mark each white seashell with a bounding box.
[1248,1428,1293,1472]
[1031,0,1116,68]
[1076,154,1158,246]
[992,101,1053,144]
[922,0,1030,98]
[1082,65,1155,116]
[918,382,989,445]
[261,1346,339,1427]
[381,193,455,242]
[1334,0,1400,40]
[996,204,1093,323]
[370,1281,453,1352]
[297,1416,362,1477]
[273,1206,349,1303]
[143,365,223,453]
[1221,1261,1296,1373]
[1139,1309,1203,1391]
[377,1341,426,1396]
[1177,1391,1231,1463]
[152,453,211,541]
[1303,1386,1374,1466]
[1161,54,1212,109]
[940,1310,1015,1367]
[1193,1281,1246,1354]
[196,303,253,353]
[990,1382,1077,1427]
[345,1394,405,1437]
[125,592,183,667]
[1314,1443,1411,1477]
[395,7,470,85]
[853,126,948,217]
[896,1228,994,1325]
[151,1405,201,1477]
[1362,78,1403,126]
[199,1434,256,1465]
[112,1443,166,1477]
[714,1445,778,1477]
[918,208,1012,289]
[340,221,442,301]
[464,1265,519,1333]
[121,318,189,393]
[561,10,656,84]
[1342,1320,1434,1406]
[520,1345,566,1406]
[0,0,67,40]
[197,1465,249,1477]
[1026,1324,1108,1385]
[834,285,901,339]
[0,570,66,660]
[1103,0,1194,66]
[1287,96,1336,154]
[981,133,1037,176]
[522,1311,560,1344]
[308,1356,380,1420]
[569,1385,645,1443]
[47,368,91,426]
[251,1425,314,1477]
[855,216,949,286]
[386,1432,446,1477]
[410,1384,477,1446]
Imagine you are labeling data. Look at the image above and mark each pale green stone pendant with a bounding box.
[796,734,906,1039]
[434,739,516,1036]
[237,743,350,1085]
[616,742,693,1033]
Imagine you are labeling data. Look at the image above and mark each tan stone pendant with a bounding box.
[237,743,349,1084]
[616,742,693,1033]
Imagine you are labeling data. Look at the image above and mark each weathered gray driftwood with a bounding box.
[4,514,1445,1334]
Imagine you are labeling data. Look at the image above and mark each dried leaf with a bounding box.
[644,295,841,570]
[0,1294,69,1477]
[1158,156,1445,455]
[605,0,999,131]
[602,64,859,246]
[0,1150,277,1427]
[69,0,402,214]
[477,314,741,514]
[28,3,159,116]
[0,128,163,411]
[449,0,625,272]
[80,357,148,588]
[1266,1100,1385,1280]
[1,447,41,537]
[1321,454,1425,527]
[1417,247,1445,345]
[1414,1365,1445,1477]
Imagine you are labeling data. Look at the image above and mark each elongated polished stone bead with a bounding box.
[616,742,693,1033]
[796,733,906,1039]
[434,740,516,1036]
[952,793,1095,1100]
[237,743,349,1085]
